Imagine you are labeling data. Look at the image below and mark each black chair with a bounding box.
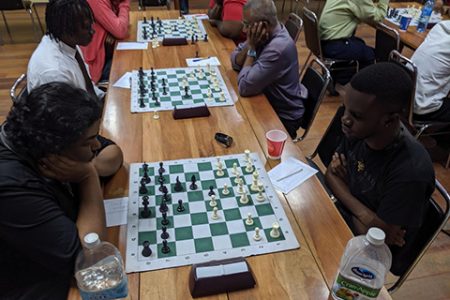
[10,73,28,103]
[300,7,359,94]
[375,22,400,62]
[1,0,41,43]
[293,58,331,142]
[138,0,170,10]
[285,12,303,42]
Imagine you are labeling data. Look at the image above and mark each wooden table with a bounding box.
[68,10,392,300]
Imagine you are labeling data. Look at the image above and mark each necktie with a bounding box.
[74,50,97,98]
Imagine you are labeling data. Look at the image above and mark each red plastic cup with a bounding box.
[266,130,288,160]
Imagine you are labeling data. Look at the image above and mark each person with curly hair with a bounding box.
[0,82,109,299]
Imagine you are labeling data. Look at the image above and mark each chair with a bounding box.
[300,7,359,93]
[10,74,28,103]
[1,0,41,42]
[285,12,303,42]
[293,58,331,142]
[375,22,400,62]
[138,0,170,11]
[388,179,450,293]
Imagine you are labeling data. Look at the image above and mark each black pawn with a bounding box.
[158,162,165,173]
[161,212,169,226]
[203,34,208,42]
[208,185,215,196]
[191,34,195,44]
[163,86,167,95]
[174,176,183,192]
[141,202,151,218]
[143,17,148,24]
[162,78,166,86]
[139,180,148,194]
[161,240,170,254]
[139,97,145,108]
[161,226,169,239]
[142,195,149,206]
[159,199,168,213]
[189,175,197,190]
[151,16,154,25]
[184,86,189,98]
[143,170,151,184]
[142,241,152,257]
[177,199,185,212]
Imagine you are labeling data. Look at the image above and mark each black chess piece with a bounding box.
[161,212,169,225]
[162,86,167,95]
[151,16,154,25]
[139,67,144,77]
[141,202,151,218]
[177,199,185,212]
[139,180,148,194]
[208,185,215,196]
[139,97,145,108]
[143,168,151,184]
[174,176,183,192]
[159,199,168,213]
[142,195,149,206]
[161,240,170,254]
[195,35,198,42]
[184,86,190,98]
[151,67,155,76]
[142,241,152,257]
[161,185,169,195]
[161,226,169,239]
[158,170,165,183]
[155,98,160,106]
[158,162,165,173]
[162,78,166,86]
[189,175,197,190]
[152,93,157,101]
[203,34,208,42]
[191,34,195,44]
[159,182,165,193]
[143,17,148,24]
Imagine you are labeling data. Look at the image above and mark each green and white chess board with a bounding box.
[130,66,234,113]
[137,18,206,42]
[126,152,300,273]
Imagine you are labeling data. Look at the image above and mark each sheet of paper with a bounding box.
[268,157,318,194]
[104,197,128,227]
[113,72,132,89]
[116,42,148,50]
[186,56,221,67]
[183,14,209,20]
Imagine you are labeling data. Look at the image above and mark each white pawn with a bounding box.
[153,110,160,120]
[252,170,259,180]
[222,183,230,195]
[209,195,217,207]
[232,162,239,175]
[256,184,265,202]
[207,88,213,101]
[270,222,280,238]
[234,171,241,184]
[245,213,254,226]
[250,177,259,192]
[211,207,220,220]
[237,179,245,194]
[245,161,254,173]
[240,192,249,204]
[219,92,226,102]
[216,158,224,177]
[253,227,262,241]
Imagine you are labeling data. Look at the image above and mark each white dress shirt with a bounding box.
[412,21,450,115]
[27,35,104,99]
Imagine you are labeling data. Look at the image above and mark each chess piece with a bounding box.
[216,159,224,177]
[153,110,160,120]
[219,92,226,102]
[208,185,215,196]
[161,240,171,254]
[203,33,208,42]
[270,222,281,238]
[190,175,198,190]
[244,149,251,162]
[245,213,254,226]
[234,172,241,184]
[139,180,148,194]
[161,212,169,226]
[139,97,145,108]
[251,178,259,192]
[239,192,249,205]
[232,162,239,175]
[253,227,262,241]
[177,199,185,212]
[141,195,149,206]
[174,176,183,192]
[256,184,265,202]
[209,195,217,207]
[222,183,230,196]
[141,202,151,218]
[161,226,169,239]
[211,207,220,220]
[143,17,148,24]
[159,199,168,213]
[142,241,152,257]
[245,161,254,173]
[237,180,245,194]
[158,162,165,173]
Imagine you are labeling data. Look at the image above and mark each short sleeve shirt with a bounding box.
[208,0,247,21]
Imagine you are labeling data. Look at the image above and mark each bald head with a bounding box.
[243,0,278,27]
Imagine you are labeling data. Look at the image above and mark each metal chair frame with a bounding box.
[10,73,27,103]
[285,12,303,42]
[375,22,400,62]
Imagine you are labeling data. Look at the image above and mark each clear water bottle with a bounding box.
[331,228,392,300]
[417,0,435,32]
[75,233,128,300]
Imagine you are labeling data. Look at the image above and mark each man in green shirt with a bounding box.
[319,0,389,84]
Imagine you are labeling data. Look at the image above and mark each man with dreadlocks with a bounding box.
[0,82,106,299]
[27,0,123,179]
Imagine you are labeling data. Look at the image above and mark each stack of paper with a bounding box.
[268,157,318,194]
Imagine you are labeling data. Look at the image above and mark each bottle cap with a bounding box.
[83,232,101,248]
[366,227,385,245]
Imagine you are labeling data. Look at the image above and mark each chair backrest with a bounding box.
[138,0,169,10]
[308,105,345,167]
[10,74,28,103]
[302,7,323,59]
[388,50,417,126]
[375,23,400,62]
[388,179,450,293]
[297,58,331,140]
[285,12,303,43]
[0,0,25,10]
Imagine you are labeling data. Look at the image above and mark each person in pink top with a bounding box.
[80,0,130,83]
[208,0,247,44]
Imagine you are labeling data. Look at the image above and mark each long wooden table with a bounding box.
[69,10,392,300]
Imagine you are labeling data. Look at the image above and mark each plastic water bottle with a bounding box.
[331,228,392,300]
[75,233,128,300]
[417,0,435,32]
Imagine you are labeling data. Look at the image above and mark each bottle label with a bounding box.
[332,273,381,300]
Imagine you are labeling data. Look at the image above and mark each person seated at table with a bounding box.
[28,0,123,178]
[230,0,307,139]
[0,82,107,299]
[412,20,450,123]
[80,0,130,83]
[319,0,389,85]
[208,0,247,43]
[325,63,435,274]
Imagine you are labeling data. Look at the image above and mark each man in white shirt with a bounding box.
[27,0,123,178]
[412,21,450,122]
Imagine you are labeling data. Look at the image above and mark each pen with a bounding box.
[192,57,211,62]
[276,169,303,182]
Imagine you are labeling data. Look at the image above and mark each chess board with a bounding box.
[385,6,442,27]
[137,17,206,42]
[126,152,300,273]
[130,66,234,113]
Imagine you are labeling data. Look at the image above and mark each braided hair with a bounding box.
[4,82,102,160]
[45,0,93,42]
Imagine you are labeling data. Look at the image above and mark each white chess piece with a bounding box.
[245,213,254,226]
[245,161,254,173]
[244,149,251,162]
[216,158,224,176]
[234,171,241,184]
[250,178,259,192]
[219,92,226,102]
[253,227,262,241]
[237,179,245,194]
[211,207,220,220]
[153,110,160,120]
[209,195,217,207]
[240,192,249,204]
[270,222,280,238]
[232,162,239,175]
[256,184,265,202]
[207,88,213,101]
[222,183,230,195]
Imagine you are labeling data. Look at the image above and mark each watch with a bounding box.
[247,49,257,58]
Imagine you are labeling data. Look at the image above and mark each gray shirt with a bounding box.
[230,24,307,120]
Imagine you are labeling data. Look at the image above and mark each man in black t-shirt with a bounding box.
[0,83,108,299]
[325,63,435,274]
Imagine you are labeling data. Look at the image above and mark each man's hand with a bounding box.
[39,155,96,183]
[330,152,348,182]
[247,21,269,50]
